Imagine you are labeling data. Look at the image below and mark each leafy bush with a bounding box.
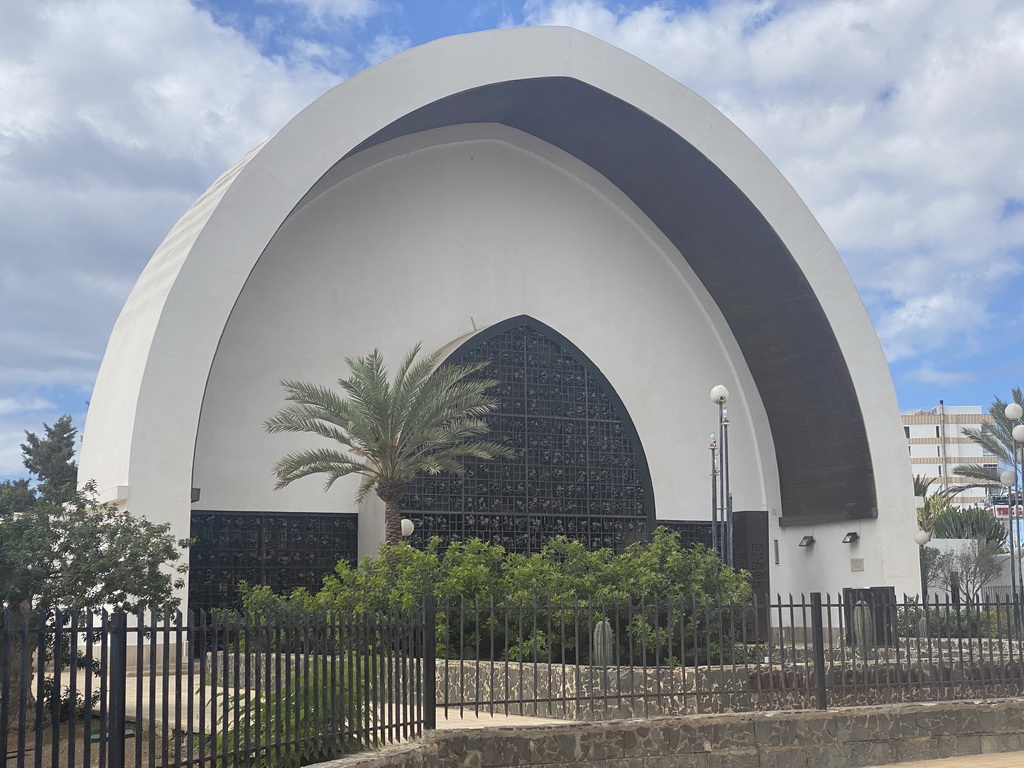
[897,598,1014,639]
[240,528,752,667]
[215,655,375,767]
[931,507,1007,544]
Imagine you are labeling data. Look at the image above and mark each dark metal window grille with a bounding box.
[656,520,727,549]
[404,317,653,554]
[188,510,358,611]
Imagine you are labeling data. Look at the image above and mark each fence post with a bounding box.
[108,613,128,768]
[0,610,9,745]
[810,592,827,711]
[423,595,436,730]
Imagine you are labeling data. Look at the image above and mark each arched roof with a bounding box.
[80,26,900,530]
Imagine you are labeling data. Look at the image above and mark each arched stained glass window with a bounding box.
[404,316,655,554]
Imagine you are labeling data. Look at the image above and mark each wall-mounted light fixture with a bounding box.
[842,532,859,544]
[799,535,815,547]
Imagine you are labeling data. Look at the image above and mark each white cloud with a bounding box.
[0,1,344,474]
[0,430,26,478]
[272,0,379,22]
[0,0,353,480]
[525,0,1024,382]
[0,397,57,478]
[906,363,978,388]
[363,32,412,65]
[0,397,54,419]
[876,288,994,363]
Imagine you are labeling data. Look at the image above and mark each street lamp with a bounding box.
[1006,402,1024,605]
[1002,467,1019,603]
[710,385,732,566]
[709,433,718,557]
[400,518,415,538]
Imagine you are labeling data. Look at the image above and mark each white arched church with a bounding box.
[79,27,920,610]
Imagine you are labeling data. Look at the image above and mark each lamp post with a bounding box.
[1001,466,1019,604]
[710,433,719,557]
[401,518,415,539]
[710,385,732,566]
[1006,402,1024,606]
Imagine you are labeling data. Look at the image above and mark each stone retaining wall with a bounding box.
[314,699,1024,768]
[439,659,1024,718]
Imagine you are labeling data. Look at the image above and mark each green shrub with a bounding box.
[239,528,753,667]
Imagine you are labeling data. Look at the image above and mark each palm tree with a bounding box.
[913,474,935,498]
[264,344,516,544]
[952,387,1024,487]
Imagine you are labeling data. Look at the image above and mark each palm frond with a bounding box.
[956,388,1024,484]
[265,344,513,540]
[960,427,1011,464]
[271,448,371,490]
[391,343,440,434]
[400,362,495,452]
[939,483,995,499]
[338,349,394,446]
[950,464,1000,484]
[913,474,935,497]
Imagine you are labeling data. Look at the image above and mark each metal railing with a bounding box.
[433,591,1024,720]
[6,591,1024,766]
[1,607,427,768]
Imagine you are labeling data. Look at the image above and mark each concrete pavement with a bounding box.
[867,754,1024,767]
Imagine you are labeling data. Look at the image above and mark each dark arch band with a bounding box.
[340,77,876,525]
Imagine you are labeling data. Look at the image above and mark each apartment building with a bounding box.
[901,403,996,507]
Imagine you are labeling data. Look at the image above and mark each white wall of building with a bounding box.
[902,405,995,506]
[192,125,776,547]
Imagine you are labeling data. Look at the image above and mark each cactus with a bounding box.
[592,619,614,667]
[853,600,874,659]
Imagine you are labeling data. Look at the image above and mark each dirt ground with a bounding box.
[5,718,194,768]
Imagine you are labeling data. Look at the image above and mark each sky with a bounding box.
[1,0,1023,480]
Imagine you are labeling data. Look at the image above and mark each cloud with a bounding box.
[524,0,1024,384]
[0,0,345,480]
[272,0,380,22]
[362,32,413,65]
[0,431,26,479]
[905,363,978,389]
[0,397,57,477]
[0,397,54,419]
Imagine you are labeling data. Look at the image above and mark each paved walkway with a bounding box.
[867,753,1024,767]
[434,711,563,730]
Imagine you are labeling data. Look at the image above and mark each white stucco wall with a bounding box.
[192,124,776,546]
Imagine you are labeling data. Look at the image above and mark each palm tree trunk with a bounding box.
[384,499,403,545]
[375,483,406,546]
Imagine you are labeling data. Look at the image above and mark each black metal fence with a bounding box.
[1,607,428,768]
[434,591,1024,721]
[6,591,1024,766]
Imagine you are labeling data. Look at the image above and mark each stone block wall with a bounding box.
[313,699,1024,768]
[439,659,1024,718]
